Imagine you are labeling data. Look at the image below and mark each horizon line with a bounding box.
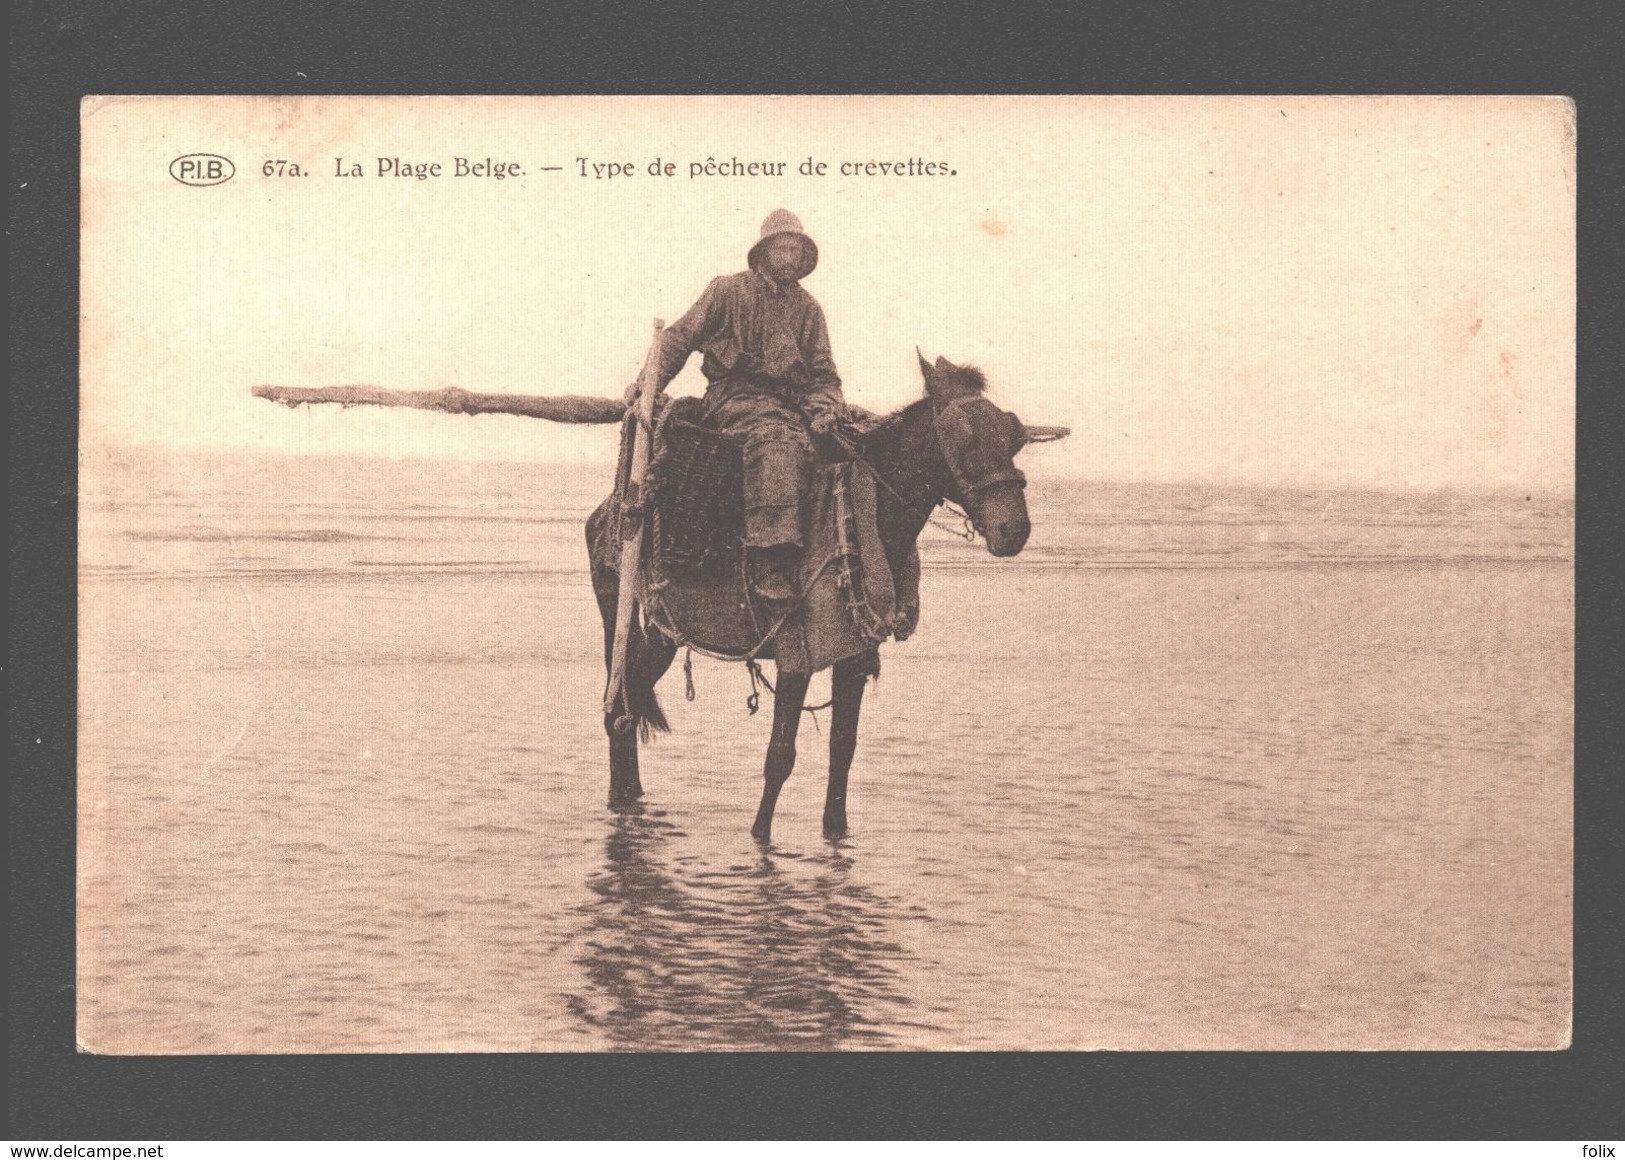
[86,440,1577,499]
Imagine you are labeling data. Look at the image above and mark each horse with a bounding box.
[585,352,1049,842]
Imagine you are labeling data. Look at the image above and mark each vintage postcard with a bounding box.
[78,95,1573,1052]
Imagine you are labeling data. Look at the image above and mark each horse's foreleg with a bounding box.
[750,669,810,842]
[823,654,871,839]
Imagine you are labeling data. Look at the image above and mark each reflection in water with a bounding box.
[568,811,937,1050]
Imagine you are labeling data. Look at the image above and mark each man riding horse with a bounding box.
[579,213,1066,832]
[627,209,846,621]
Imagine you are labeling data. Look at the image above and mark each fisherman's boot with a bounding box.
[748,544,803,625]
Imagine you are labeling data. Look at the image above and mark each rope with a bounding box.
[746,658,834,717]
[832,471,894,644]
[745,658,762,715]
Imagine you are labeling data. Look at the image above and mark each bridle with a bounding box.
[843,395,1026,543]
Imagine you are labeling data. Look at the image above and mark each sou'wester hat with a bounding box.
[748,209,819,280]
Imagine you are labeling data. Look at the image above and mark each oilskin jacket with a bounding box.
[653,268,845,428]
[653,266,845,550]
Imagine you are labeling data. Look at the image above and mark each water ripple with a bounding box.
[565,812,938,1051]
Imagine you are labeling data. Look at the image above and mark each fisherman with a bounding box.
[631,209,847,620]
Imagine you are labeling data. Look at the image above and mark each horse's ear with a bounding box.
[935,356,951,372]
[918,348,944,399]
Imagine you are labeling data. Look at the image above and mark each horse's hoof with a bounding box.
[822,821,848,841]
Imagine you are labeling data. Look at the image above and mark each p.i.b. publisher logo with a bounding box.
[169,153,235,186]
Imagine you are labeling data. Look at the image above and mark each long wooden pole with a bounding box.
[251,384,627,424]
[250,382,1069,443]
[601,320,666,722]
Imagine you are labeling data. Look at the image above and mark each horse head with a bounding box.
[918,351,1063,557]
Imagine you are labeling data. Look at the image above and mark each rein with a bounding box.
[847,441,977,541]
[841,398,1017,545]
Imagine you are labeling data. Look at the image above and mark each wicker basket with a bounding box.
[648,402,744,575]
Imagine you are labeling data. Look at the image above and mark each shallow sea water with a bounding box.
[77,451,1572,1051]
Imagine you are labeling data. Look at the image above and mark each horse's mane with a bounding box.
[950,363,989,393]
[847,360,987,442]
[847,398,924,442]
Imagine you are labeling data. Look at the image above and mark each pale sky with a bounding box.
[81,95,1574,490]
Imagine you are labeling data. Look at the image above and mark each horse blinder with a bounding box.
[933,399,1029,506]
[1007,410,1031,455]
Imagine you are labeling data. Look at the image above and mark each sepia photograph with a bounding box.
[77,95,1574,1053]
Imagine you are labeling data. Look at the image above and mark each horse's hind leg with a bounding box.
[750,670,810,842]
[605,711,642,809]
[603,630,677,809]
[601,613,640,808]
[823,651,875,839]
[600,609,676,809]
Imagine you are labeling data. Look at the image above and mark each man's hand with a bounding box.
[810,411,856,457]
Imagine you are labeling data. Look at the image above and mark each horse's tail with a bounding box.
[619,631,671,740]
[590,496,672,740]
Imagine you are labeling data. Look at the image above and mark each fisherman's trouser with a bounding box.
[704,391,814,550]
[702,388,814,614]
